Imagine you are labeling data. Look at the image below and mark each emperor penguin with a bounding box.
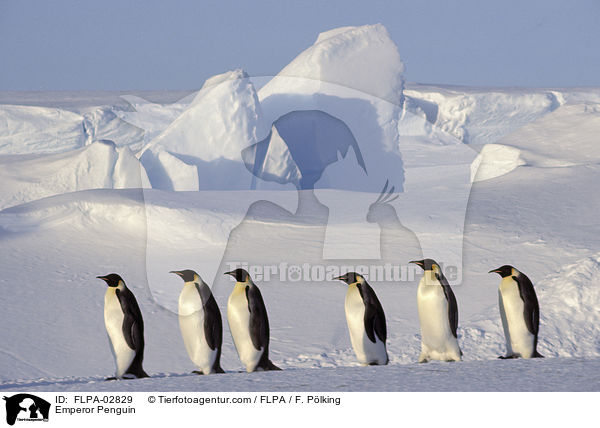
[489,265,543,359]
[170,269,225,374]
[97,274,149,379]
[334,272,388,365]
[224,268,281,372]
[410,259,462,362]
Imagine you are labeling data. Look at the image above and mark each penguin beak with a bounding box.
[96,275,107,281]
[224,271,234,277]
[169,270,183,277]
[488,268,500,274]
[409,260,424,269]
[333,274,347,283]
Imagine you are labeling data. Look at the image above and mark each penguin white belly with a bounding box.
[499,278,535,358]
[345,287,387,365]
[228,286,263,372]
[417,280,460,361]
[179,285,217,374]
[104,289,135,377]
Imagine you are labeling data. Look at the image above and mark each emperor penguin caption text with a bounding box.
[55,395,135,415]
[52,393,341,418]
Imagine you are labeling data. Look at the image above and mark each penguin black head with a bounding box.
[170,269,199,283]
[489,265,515,278]
[224,268,251,283]
[97,273,124,287]
[409,259,439,271]
[333,272,365,285]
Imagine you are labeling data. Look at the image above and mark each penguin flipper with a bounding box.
[436,273,459,338]
[516,275,540,336]
[362,301,387,344]
[371,298,387,344]
[202,294,223,351]
[122,314,140,351]
[245,285,269,352]
[117,288,145,353]
[358,284,387,344]
[117,290,148,379]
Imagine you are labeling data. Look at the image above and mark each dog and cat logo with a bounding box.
[3,394,50,425]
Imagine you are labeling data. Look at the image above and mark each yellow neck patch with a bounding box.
[232,282,248,297]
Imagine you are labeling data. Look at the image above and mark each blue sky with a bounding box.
[1,0,599,90]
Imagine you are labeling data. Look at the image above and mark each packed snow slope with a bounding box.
[1,24,600,391]
[3,358,599,392]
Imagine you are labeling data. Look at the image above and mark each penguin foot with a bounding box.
[215,366,226,374]
[105,377,118,381]
[192,370,205,375]
[498,355,517,359]
[533,351,545,358]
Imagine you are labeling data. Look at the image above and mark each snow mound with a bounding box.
[115,95,192,143]
[0,189,146,234]
[0,105,86,154]
[260,24,404,104]
[470,143,526,182]
[398,98,456,143]
[0,140,149,210]
[538,254,600,357]
[141,69,262,190]
[82,107,145,150]
[405,85,563,146]
[140,147,199,191]
[497,103,600,167]
[470,103,600,181]
[0,104,146,155]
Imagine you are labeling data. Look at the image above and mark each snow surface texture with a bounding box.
[139,69,263,191]
[1,24,600,391]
